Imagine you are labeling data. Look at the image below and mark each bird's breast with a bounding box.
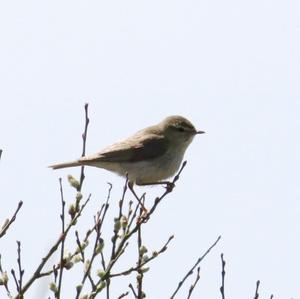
[122,147,186,184]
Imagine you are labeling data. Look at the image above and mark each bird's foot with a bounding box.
[163,181,175,192]
[137,180,175,192]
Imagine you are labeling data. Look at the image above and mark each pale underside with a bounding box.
[84,149,185,185]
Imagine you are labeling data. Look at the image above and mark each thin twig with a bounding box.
[100,184,112,298]
[127,194,145,231]
[11,241,24,295]
[170,235,221,299]
[119,175,128,218]
[57,178,66,298]
[79,103,90,191]
[74,231,96,290]
[75,184,112,299]
[16,241,24,292]
[110,235,174,278]
[111,178,128,259]
[11,269,19,293]
[0,149,2,160]
[0,201,23,238]
[118,291,129,299]
[137,205,144,299]
[106,278,110,299]
[75,231,85,262]
[220,253,226,299]
[187,267,200,299]
[129,283,138,299]
[100,251,106,273]
[254,280,260,299]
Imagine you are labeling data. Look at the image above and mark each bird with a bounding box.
[49,115,204,186]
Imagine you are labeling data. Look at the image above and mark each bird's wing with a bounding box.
[80,134,169,163]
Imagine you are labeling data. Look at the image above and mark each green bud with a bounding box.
[96,281,106,292]
[95,240,104,254]
[72,254,82,263]
[64,260,73,270]
[76,284,83,293]
[68,175,80,190]
[49,282,58,293]
[76,192,83,201]
[64,251,72,261]
[114,219,121,232]
[120,215,128,228]
[152,251,158,257]
[139,245,148,256]
[68,204,76,219]
[1,219,9,230]
[84,259,91,273]
[111,235,118,242]
[81,240,89,250]
[141,267,150,273]
[96,270,106,278]
[142,255,149,263]
[0,271,8,285]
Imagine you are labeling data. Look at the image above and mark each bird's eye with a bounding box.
[177,126,185,132]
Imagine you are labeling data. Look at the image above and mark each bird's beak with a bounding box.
[196,130,205,134]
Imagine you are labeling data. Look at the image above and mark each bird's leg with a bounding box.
[128,182,148,214]
[137,181,175,192]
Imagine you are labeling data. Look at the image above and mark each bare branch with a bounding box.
[11,241,24,295]
[57,178,66,298]
[129,283,138,299]
[0,201,23,239]
[136,204,144,299]
[187,267,200,299]
[79,103,90,191]
[254,280,260,299]
[16,242,24,292]
[110,235,174,278]
[118,291,129,299]
[220,253,226,299]
[111,177,129,259]
[170,235,221,299]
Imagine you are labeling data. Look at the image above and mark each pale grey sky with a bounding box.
[1,0,300,298]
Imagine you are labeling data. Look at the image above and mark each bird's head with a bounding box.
[160,115,205,145]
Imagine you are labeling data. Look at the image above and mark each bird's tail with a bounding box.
[49,160,83,170]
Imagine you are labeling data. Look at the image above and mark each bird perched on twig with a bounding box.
[49,115,204,186]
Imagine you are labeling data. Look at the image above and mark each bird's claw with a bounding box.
[165,182,175,192]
